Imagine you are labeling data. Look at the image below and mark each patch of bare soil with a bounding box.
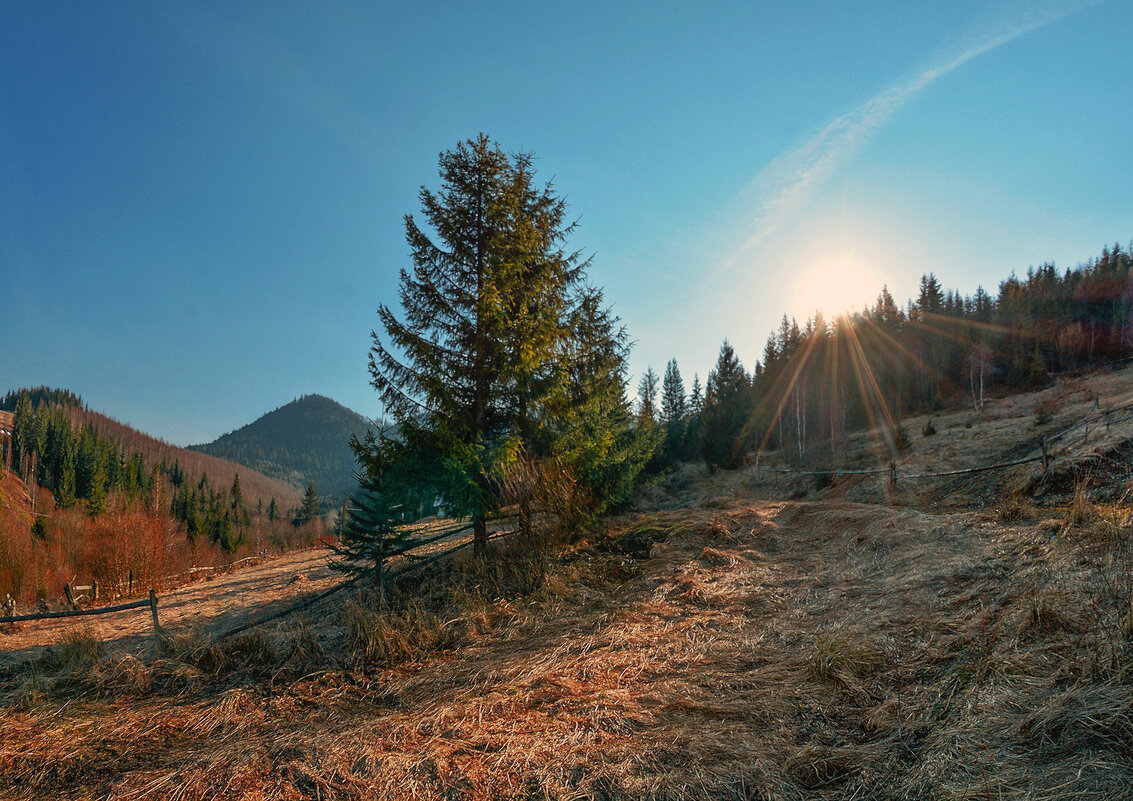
[2,496,1129,800]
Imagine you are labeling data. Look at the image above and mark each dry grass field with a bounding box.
[0,547,341,665]
[2,370,1133,800]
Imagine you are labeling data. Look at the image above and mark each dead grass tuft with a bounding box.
[806,629,882,698]
[344,600,450,667]
[32,625,101,676]
[864,695,904,732]
[149,657,206,694]
[1016,587,1084,638]
[156,628,277,677]
[1020,679,1133,758]
[94,653,154,696]
[282,617,328,673]
[697,546,751,567]
[1068,480,1100,528]
[219,630,277,672]
[785,743,860,790]
[997,492,1037,522]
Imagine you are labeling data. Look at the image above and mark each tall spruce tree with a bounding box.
[658,359,687,465]
[700,340,751,470]
[661,359,686,423]
[366,135,619,557]
[689,374,704,415]
[544,287,656,521]
[10,392,33,479]
[230,474,245,511]
[297,482,321,526]
[636,367,659,423]
[230,474,251,533]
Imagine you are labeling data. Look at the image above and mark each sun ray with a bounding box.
[751,329,822,457]
[854,316,929,371]
[842,319,903,460]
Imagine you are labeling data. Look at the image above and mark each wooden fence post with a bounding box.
[149,589,162,637]
[92,580,99,603]
[888,460,897,489]
[1040,438,1050,473]
[63,582,76,611]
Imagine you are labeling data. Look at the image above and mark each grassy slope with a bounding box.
[2,371,1133,800]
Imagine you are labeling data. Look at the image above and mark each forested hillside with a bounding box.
[0,389,311,604]
[190,394,374,505]
[1,392,302,511]
[646,242,1133,471]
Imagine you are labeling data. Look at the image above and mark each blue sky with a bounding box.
[2,0,1129,445]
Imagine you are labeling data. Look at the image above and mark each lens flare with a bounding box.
[792,251,882,319]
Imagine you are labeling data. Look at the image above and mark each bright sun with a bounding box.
[791,251,882,320]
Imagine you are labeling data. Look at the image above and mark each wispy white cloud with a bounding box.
[726,0,1106,265]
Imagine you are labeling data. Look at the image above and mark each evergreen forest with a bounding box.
[335,134,1133,580]
[642,243,1133,472]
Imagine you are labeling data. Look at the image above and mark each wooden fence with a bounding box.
[0,589,162,635]
[14,397,1126,644]
[0,520,506,643]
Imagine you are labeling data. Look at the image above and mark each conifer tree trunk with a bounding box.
[473,514,488,559]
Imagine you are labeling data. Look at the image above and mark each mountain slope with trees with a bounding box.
[0,390,302,512]
[0,388,309,603]
[190,394,374,505]
[636,241,1133,474]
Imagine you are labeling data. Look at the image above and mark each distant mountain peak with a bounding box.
[190,395,377,505]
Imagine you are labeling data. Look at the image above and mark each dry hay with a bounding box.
[1,498,1132,799]
[740,365,1133,512]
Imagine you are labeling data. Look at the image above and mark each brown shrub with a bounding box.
[0,513,35,599]
[84,509,167,594]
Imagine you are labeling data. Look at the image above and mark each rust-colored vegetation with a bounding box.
[1,494,1131,799]
[4,372,1133,799]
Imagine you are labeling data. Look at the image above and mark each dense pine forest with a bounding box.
[648,242,1133,471]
